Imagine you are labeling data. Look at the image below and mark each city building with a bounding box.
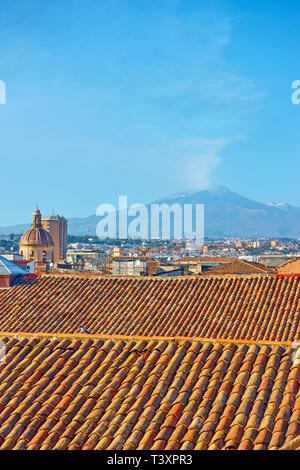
[154,264,190,276]
[41,213,67,262]
[174,256,237,274]
[1,252,34,273]
[111,256,148,275]
[19,208,54,270]
[259,254,292,268]
[66,248,109,272]
[0,255,28,288]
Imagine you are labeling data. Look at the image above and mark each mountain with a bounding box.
[152,185,300,238]
[2,185,300,238]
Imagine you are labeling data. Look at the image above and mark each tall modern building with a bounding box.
[41,214,68,262]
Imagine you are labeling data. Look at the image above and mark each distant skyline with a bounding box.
[0,0,299,225]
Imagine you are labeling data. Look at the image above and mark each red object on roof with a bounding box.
[275,273,300,278]
[12,260,32,266]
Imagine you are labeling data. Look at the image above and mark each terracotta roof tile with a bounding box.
[0,272,300,451]
[0,275,299,342]
[0,335,297,450]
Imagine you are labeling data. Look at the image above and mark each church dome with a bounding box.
[20,227,54,246]
[20,207,54,247]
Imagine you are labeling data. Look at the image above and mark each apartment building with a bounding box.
[41,214,67,262]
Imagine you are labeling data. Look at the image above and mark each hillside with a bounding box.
[1,185,300,238]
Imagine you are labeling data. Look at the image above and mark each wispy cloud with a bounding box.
[169,137,239,190]
[139,8,263,191]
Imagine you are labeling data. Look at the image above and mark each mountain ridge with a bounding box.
[1,185,300,238]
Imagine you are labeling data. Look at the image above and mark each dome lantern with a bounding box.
[32,207,42,228]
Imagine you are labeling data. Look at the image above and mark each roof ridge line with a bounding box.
[0,331,294,347]
[37,273,276,280]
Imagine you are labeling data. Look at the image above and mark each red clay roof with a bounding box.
[277,257,300,270]
[0,275,299,342]
[205,259,274,275]
[0,334,298,450]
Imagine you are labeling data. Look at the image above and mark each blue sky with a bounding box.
[0,0,299,225]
